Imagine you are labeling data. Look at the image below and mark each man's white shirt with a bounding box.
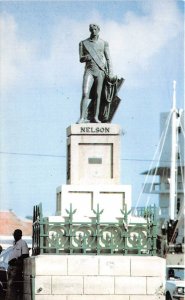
[8,239,29,262]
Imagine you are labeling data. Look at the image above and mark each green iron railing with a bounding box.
[32,203,157,256]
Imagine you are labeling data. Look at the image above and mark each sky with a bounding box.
[0,0,184,218]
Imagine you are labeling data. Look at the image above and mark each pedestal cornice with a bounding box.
[67,124,121,136]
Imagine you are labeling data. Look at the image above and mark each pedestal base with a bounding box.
[24,255,165,300]
[56,184,131,222]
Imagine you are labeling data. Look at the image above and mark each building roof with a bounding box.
[0,210,32,236]
[141,166,185,176]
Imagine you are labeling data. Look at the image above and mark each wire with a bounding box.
[134,110,173,213]
[145,110,173,208]
[0,151,65,158]
[0,151,179,164]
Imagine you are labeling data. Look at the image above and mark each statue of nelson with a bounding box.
[78,24,113,123]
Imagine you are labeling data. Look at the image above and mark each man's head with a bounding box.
[13,229,22,242]
[168,268,175,278]
[89,24,100,37]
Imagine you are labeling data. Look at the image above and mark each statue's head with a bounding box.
[89,24,100,34]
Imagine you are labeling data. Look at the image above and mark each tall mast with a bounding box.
[169,80,177,220]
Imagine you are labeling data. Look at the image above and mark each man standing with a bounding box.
[6,229,29,300]
[78,24,113,123]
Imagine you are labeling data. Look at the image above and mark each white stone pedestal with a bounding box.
[66,124,121,185]
[56,124,131,222]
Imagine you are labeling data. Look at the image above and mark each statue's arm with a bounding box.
[79,41,91,63]
[104,41,113,77]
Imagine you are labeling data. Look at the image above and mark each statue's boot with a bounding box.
[94,116,101,123]
[77,99,91,124]
[78,118,90,124]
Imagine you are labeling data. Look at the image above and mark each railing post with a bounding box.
[65,203,76,254]
[38,203,44,254]
[93,204,103,254]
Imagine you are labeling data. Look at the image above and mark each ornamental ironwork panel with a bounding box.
[32,203,157,256]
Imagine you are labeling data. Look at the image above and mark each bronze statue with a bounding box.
[78,24,124,124]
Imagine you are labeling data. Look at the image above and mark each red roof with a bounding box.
[0,210,32,236]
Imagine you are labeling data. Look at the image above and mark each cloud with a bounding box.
[39,19,86,88]
[101,0,183,83]
[0,13,37,90]
[0,0,183,91]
